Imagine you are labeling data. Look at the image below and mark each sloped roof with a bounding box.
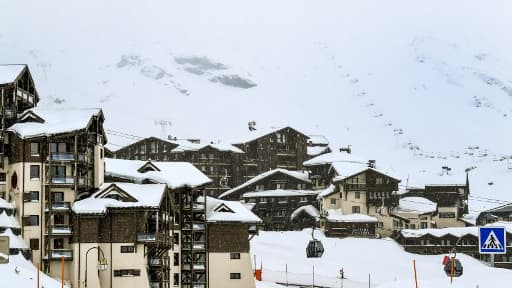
[8,108,103,139]
[316,184,337,199]
[393,197,437,214]
[290,205,320,220]
[170,139,244,153]
[324,208,378,223]
[242,189,318,198]
[231,126,308,145]
[303,151,366,166]
[306,135,329,146]
[0,198,14,209]
[204,196,262,223]
[307,146,330,157]
[0,228,28,249]
[218,168,310,199]
[0,211,20,229]
[105,158,212,189]
[72,182,167,214]
[0,64,26,85]
[333,167,401,183]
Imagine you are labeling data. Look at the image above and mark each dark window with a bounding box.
[54,215,65,225]
[0,173,6,182]
[330,198,336,205]
[50,166,66,178]
[354,192,360,199]
[352,206,360,213]
[30,143,39,156]
[23,191,39,202]
[230,253,240,259]
[30,238,39,250]
[173,273,179,286]
[23,215,39,226]
[230,273,241,279]
[30,165,40,179]
[120,246,135,253]
[173,233,179,245]
[54,238,64,249]
[114,269,141,277]
[174,253,179,266]
[52,192,64,203]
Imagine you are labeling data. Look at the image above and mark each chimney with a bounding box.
[248,121,256,131]
[368,160,376,168]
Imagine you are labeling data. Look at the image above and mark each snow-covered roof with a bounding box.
[0,211,21,229]
[306,135,329,146]
[460,214,477,226]
[105,158,211,189]
[401,226,479,238]
[204,196,262,223]
[7,108,103,139]
[316,184,336,199]
[324,208,378,223]
[219,168,310,199]
[406,169,467,188]
[72,183,167,214]
[0,198,14,209]
[0,253,61,288]
[242,189,318,198]
[290,205,320,220]
[0,228,28,249]
[170,139,244,153]
[333,167,401,183]
[307,146,330,157]
[330,161,370,177]
[303,151,366,166]
[393,197,437,214]
[231,126,308,144]
[0,64,25,84]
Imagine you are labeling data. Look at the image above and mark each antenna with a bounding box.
[154,120,172,139]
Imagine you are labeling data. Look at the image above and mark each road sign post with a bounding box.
[479,227,506,267]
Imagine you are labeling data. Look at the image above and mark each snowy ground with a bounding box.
[251,229,512,288]
[0,253,61,288]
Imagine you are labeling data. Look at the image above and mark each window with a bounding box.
[30,143,39,156]
[260,198,267,203]
[30,238,39,250]
[174,253,179,266]
[52,192,64,203]
[173,233,180,245]
[23,215,39,226]
[54,215,65,225]
[276,183,285,189]
[50,166,66,178]
[410,224,416,229]
[114,269,141,277]
[377,222,383,228]
[276,133,286,143]
[352,206,360,213]
[420,222,428,229]
[299,196,307,202]
[30,165,40,179]
[297,183,306,190]
[376,177,383,184]
[230,253,240,259]
[150,142,156,153]
[439,212,455,218]
[230,273,241,279]
[54,239,64,249]
[330,198,336,205]
[255,184,264,191]
[173,273,179,286]
[354,192,360,199]
[24,191,39,202]
[0,173,5,183]
[121,246,135,253]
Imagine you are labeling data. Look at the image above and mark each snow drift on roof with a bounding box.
[204,196,262,223]
[317,184,336,199]
[231,126,307,144]
[333,167,401,183]
[105,158,211,189]
[393,197,437,214]
[170,139,244,153]
[0,228,28,249]
[307,146,330,157]
[0,253,61,288]
[303,151,366,166]
[401,226,479,238]
[306,135,329,146]
[72,182,167,214]
[242,189,318,198]
[290,205,320,221]
[7,108,102,139]
[324,208,378,223]
[0,198,14,209]
[218,168,310,199]
[0,211,21,229]
[406,168,467,188]
[0,64,25,84]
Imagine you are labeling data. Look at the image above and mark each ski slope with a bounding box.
[0,0,511,211]
[250,229,512,288]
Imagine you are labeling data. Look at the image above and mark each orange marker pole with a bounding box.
[450,257,455,284]
[37,263,40,288]
[61,256,65,288]
[413,259,419,288]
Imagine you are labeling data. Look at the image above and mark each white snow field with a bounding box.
[251,229,512,288]
[0,253,61,288]
[1,0,511,211]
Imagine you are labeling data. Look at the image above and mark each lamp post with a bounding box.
[85,246,108,288]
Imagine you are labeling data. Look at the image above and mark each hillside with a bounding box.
[0,0,511,211]
[251,229,512,288]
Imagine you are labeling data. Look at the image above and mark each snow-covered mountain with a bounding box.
[1,0,511,212]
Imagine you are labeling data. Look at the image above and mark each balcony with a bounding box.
[45,249,73,260]
[16,88,36,105]
[45,202,71,212]
[45,225,72,235]
[137,233,172,247]
[47,177,74,185]
[137,233,156,242]
[48,153,87,162]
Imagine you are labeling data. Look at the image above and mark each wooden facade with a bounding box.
[477,203,512,225]
[321,220,376,238]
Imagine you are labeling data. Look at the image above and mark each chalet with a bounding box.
[306,134,331,159]
[303,151,367,189]
[318,165,401,237]
[477,203,512,225]
[232,126,309,180]
[218,168,312,201]
[242,189,319,231]
[113,137,244,197]
[390,197,438,229]
[401,170,470,228]
[72,183,173,288]
[205,197,261,288]
[319,208,378,238]
[394,222,512,269]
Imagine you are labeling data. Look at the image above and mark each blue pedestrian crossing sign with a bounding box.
[479,227,506,254]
